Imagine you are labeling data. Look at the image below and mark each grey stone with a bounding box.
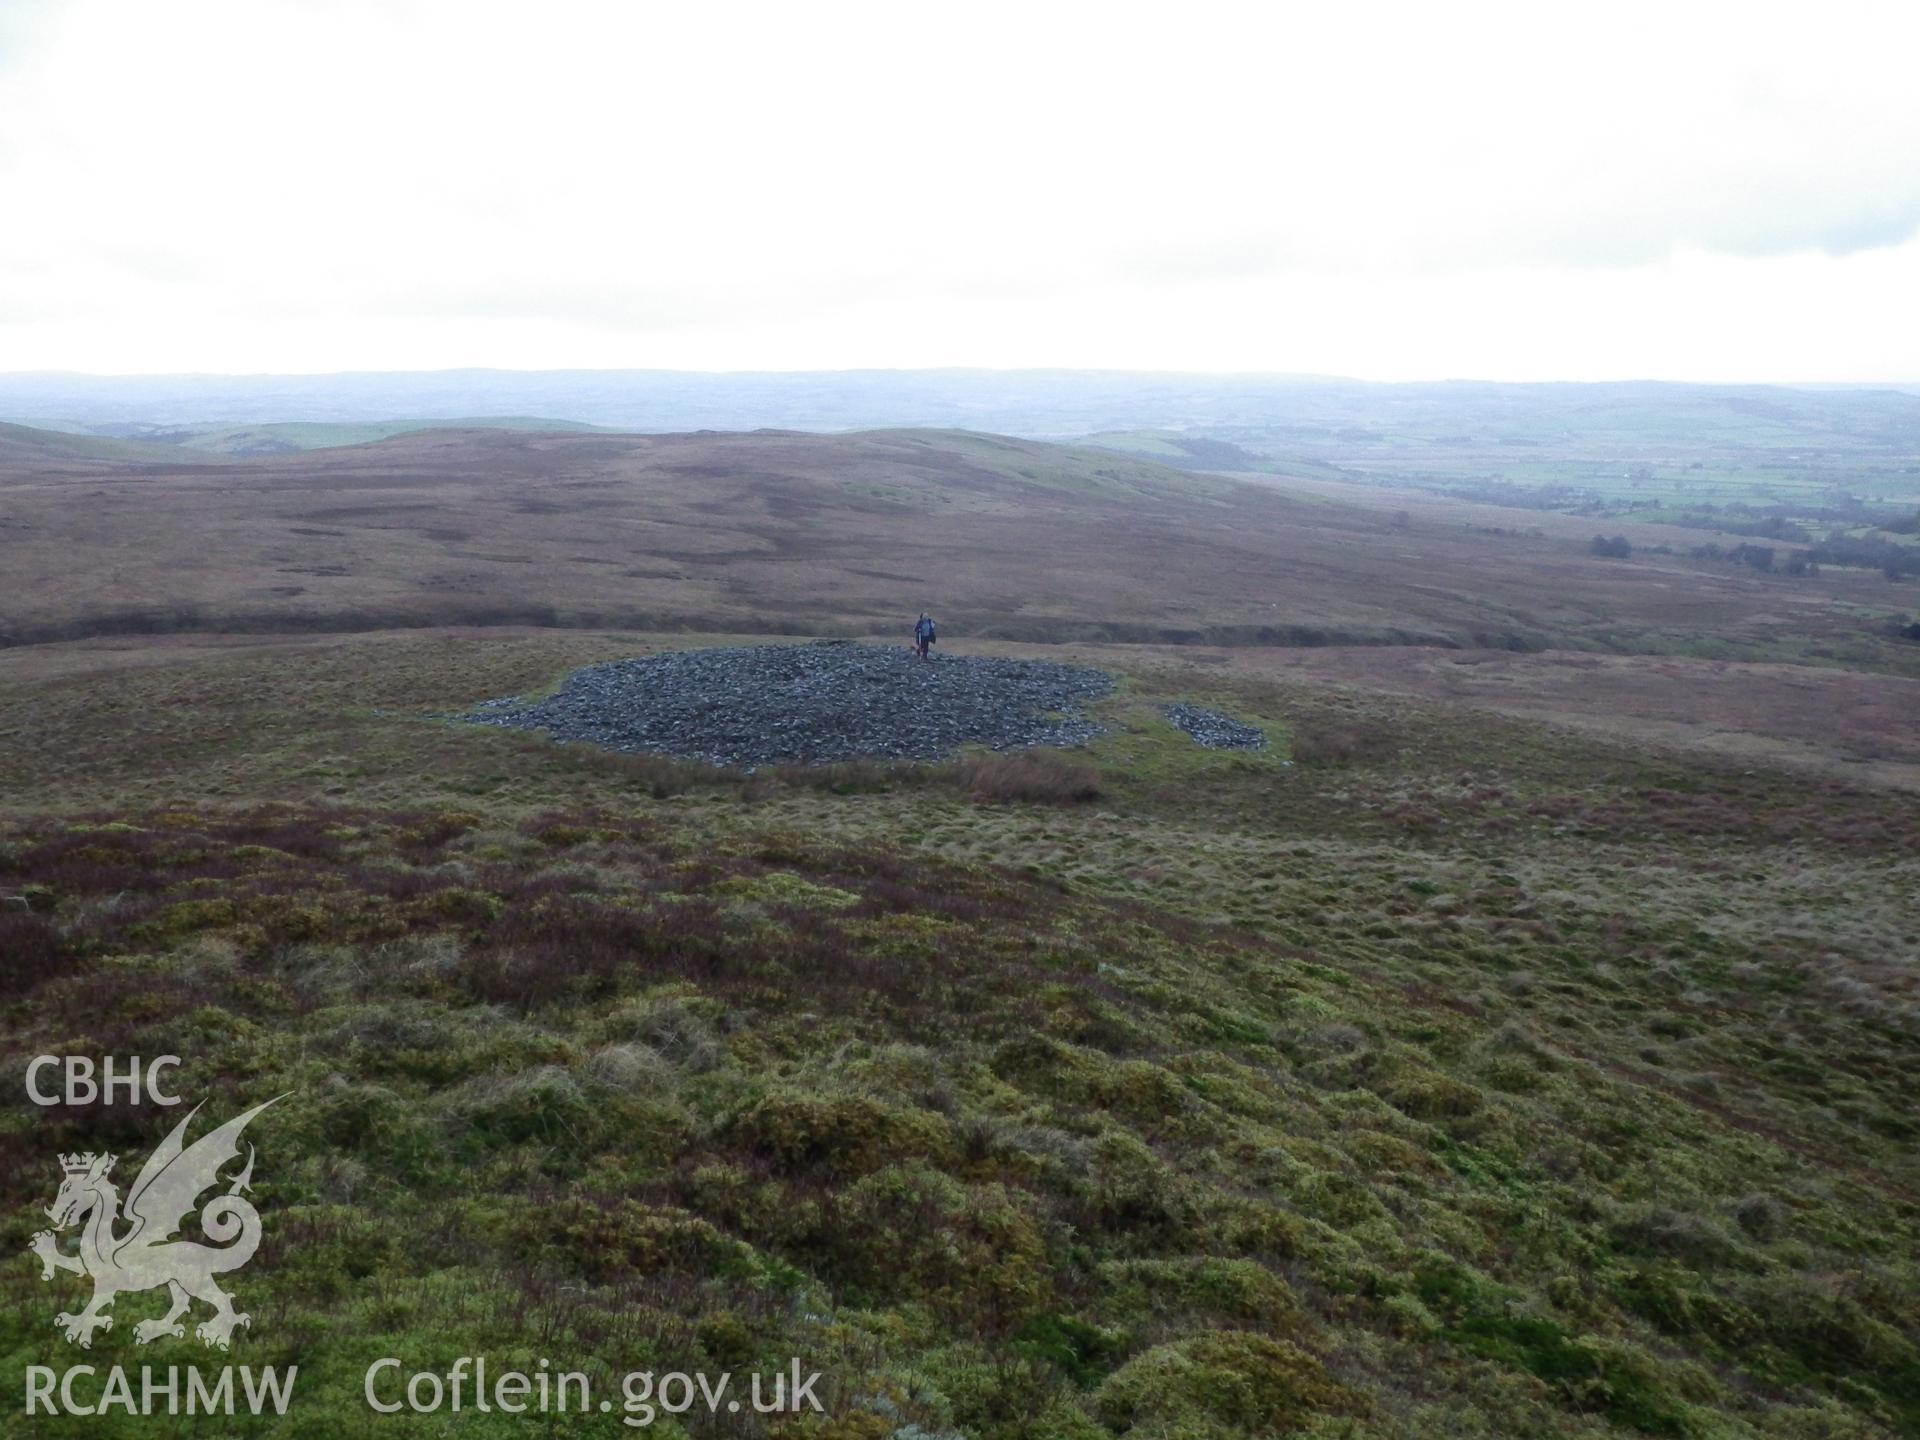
[1162,703,1266,750]
[465,642,1115,769]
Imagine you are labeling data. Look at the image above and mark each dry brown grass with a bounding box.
[944,748,1104,804]
[1288,715,1399,767]
[1224,645,1920,790]
[4,425,1914,668]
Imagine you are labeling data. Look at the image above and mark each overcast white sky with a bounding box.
[2,0,1917,381]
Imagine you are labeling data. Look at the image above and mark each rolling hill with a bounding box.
[0,419,236,469]
[8,368,1920,446]
[0,408,1915,1438]
[87,415,610,454]
[1,423,1915,676]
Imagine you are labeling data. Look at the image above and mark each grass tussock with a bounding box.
[0,632,1914,1439]
[1288,714,1398,766]
[945,748,1105,804]
[0,795,1912,1439]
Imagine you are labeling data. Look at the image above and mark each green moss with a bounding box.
[729,1088,957,1176]
[133,896,239,938]
[406,886,502,925]
[1099,1257,1301,1330]
[526,1195,731,1282]
[826,1165,1053,1324]
[1440,1307,1696,1435]
[1011,1312,1131,1387]
[0,629,1915,1439]
[1376,1066,1486,1122]
[713,870,863,910]
[1095,1330,1363,1436]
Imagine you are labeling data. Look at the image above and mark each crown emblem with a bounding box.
[58,1152,108,1175]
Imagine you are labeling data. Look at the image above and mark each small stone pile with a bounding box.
[1163,703,1267,750]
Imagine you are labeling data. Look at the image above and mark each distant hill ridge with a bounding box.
[0,415,608,458]
[7,369,1920,443]
[2,424,1909,669]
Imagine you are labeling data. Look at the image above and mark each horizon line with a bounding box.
[3,365,1919,391]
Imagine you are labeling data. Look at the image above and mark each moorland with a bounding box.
[0,406,1915,1439]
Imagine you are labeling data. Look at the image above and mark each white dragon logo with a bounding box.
[26,1097,283,1350]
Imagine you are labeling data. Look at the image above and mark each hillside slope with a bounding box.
[88,415,611,454]
[1,425,1913,671]
[0,629,1913,1438]
[0,419,236,469]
